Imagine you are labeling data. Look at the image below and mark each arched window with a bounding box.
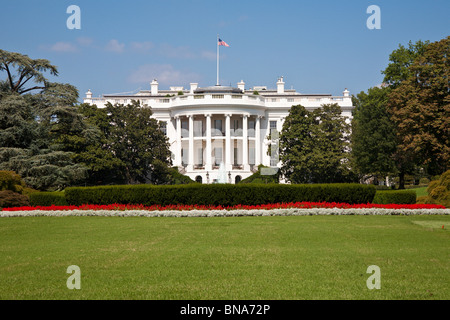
[195,175,203,184]
[235,175,242,184]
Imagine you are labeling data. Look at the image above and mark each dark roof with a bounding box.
[194,85,243,94]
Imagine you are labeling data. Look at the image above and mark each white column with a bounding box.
[242,114,249,170]
[225,114,231,171]
[188,115,194,171]
[205,114,212,171]
[175,116,181,166]
[255,115,261,166]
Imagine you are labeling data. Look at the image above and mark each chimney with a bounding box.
[151,79,159,95]
[237,80,245,92]
[190,83,198,94]
[277,76,285,94]
[343,88,350,97]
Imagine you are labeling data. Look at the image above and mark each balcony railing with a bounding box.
[211,128,224,136]
[182,128,255,138]
[231,128,243,137]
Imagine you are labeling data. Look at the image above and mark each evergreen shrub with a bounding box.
[372,190,416,204]
[29,192,68,206]
[65,183,376,206]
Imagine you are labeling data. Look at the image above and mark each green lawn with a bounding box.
[0,215,449,300]
[413,186,429,198]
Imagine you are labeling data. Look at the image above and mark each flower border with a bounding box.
[1,207,449,217]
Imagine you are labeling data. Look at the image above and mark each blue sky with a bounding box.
[1,0,449,101]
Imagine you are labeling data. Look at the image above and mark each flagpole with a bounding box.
[216,34,219,86]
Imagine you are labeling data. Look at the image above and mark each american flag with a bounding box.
[218,38,229,47]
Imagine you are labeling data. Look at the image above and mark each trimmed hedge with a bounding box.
[29,192,68,206]
[65,183,376,206]
[372,190,416,204]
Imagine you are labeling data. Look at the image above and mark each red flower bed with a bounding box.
[1,202,446,211]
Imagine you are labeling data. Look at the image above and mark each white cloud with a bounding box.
[158,43,196,59]
[130,41,154,53]
[105,39,125,53]
[42,41,78,52]
[127,64,201,86]
[201,50,217,61]
[77,37,94,46]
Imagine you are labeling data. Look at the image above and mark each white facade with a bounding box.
[84,77,353,183]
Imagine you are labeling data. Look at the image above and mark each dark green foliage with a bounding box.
[166,167,196,184]
[78,101,172,185]
[0,55,90,191]
[0,190,30,208]
[65,183,376,206]
[372,190,416,204]
[381,40,430,88]
[351,87,397,180]
[0,49,58,94]
[280,104,355,184]
[29,191,67,206]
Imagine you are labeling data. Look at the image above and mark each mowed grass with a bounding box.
[413,186,428,198]
[0,215,449,300]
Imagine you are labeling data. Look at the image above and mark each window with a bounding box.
[234,147,239,166]
[214,148,223,166]
[248,120,255,137]
[181,120,189,138]
[232,119,241,136]
[195,176,203,183]
[196,148,203,166]
[160,121,167,135]
[249,148,255,165]
[194,120,203,137]
[213,119,223,136]
[182,148,189,166]
[270,121,277,130]
[269,121,278,137]
[235,175,242,184]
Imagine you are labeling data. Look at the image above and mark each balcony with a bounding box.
[231,128,243,137]
[211,128,224,136]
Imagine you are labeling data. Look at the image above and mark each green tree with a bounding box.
[0,50,88,190]
[308,104,353,183]
[279,104,314,183]
[280,104,353,183]
[381,40,430,88]
[83,100,172,184]
[0,49,58,94]
[379,39,432,188]
[387,36,449,178]
[351,86,397,183]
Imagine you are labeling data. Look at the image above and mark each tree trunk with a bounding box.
[398,171,405,189]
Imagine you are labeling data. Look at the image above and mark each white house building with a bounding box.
[83,77,353,184]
